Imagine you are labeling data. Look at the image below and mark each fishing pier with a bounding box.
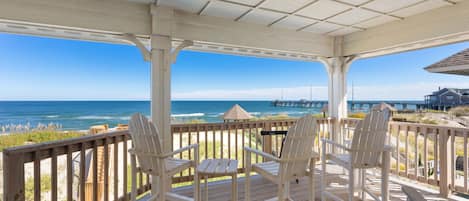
[271,100,426,110]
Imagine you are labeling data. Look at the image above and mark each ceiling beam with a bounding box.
[0,0,334,58]
[171,9,334,57]
[343,0,469,58]
[0,0,151,35]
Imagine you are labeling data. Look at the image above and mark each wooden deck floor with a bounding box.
[140,164,461,201]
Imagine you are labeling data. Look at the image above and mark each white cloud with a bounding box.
[173,81,469,100]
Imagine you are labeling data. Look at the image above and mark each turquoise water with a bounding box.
[0,101,320,130]
[0,100,423,130]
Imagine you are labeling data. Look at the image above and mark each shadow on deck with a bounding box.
[139,164,460,201]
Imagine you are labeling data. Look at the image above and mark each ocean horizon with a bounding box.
[0,100,423,131]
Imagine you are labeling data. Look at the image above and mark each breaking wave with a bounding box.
[171,113,205,117]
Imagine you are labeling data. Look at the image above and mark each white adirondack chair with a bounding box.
[321,109,392,201]
[245,115,318,201]
[128,113,199,201]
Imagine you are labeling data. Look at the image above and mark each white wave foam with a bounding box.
[46,115,59,118]
[171,113,205,117]
[77,116,114,120]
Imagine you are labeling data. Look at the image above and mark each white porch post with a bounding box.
[320,37,355,147]
[150,5,173,195]
[150,35,172,152]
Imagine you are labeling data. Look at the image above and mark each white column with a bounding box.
[321,56,354,145]
[150,34,172,152]
[326,57,350,120]
[150,5,174,195]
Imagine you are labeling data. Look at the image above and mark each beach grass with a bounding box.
[0,130,84,151]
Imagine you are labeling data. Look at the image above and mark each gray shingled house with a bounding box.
[425,88,469,110]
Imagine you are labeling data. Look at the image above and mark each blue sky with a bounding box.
[0,33,468,101]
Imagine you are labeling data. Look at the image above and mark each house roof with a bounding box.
[223,104,253,120]
[431,88,469,96]
[424,48,469,76]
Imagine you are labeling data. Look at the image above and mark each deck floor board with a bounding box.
[139,164,457,201]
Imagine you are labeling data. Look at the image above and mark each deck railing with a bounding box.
[2,118,333,201]
[3,117,467,200]
[2,130,151,201]
[170,118,334,183]
[341,118,469,196]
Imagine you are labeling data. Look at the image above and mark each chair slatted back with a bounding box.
[280,115,318,179]
[129,113,164,173]
[350,109,391,168]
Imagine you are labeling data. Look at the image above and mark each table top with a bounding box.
[197,159,238,175]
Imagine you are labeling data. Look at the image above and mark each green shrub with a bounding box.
[25,174,51,201]
[348,112,367,119]
[257,113,291,120]
[185,119,207,124]
[0,131,84,151]
[449,106,469,117]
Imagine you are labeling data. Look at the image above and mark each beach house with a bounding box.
[425,88,469,110]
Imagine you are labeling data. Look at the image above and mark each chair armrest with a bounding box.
[321,139,351,151]
[129,144,199,159]
[244,147,280,162]
[128,148,164,158]
[160,144,199,158]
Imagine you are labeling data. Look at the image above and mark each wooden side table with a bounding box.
[196,159,238,201]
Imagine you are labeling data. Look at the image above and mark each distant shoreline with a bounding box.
[0,99,424,102]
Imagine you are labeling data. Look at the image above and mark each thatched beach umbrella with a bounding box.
[424,48,469,76]
[223,104,253,122]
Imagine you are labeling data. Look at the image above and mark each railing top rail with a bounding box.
[3,130,129,155]
[171,117,334,127]
[389,121,469,131]
[342,117,469,132]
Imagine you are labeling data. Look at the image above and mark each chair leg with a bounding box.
[309,176,315,201]
[278,183,285,201]
[361,169,365,200]
[151,175,159,199]
[284,181,290,200]
[348,169,354,201]
[321,150,327,201]
[195,173,200,201]
[159,175,166,201]
[232,174,237,201]
[205,176,208,201]
[147,175,159,201]
[245,171,250,201]
[309,161,316,201]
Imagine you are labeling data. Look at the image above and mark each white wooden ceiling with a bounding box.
[154,0,459,36]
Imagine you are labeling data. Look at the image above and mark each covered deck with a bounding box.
[147,164,454,201]
[1,0,469,200]
[3,118,469,201]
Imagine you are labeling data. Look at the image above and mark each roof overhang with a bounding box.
[0,0,468,61]
[425,64,469,76]
[343,0,469,58]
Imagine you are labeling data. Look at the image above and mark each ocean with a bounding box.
[0,101,320,131]
[0,100,423,131]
